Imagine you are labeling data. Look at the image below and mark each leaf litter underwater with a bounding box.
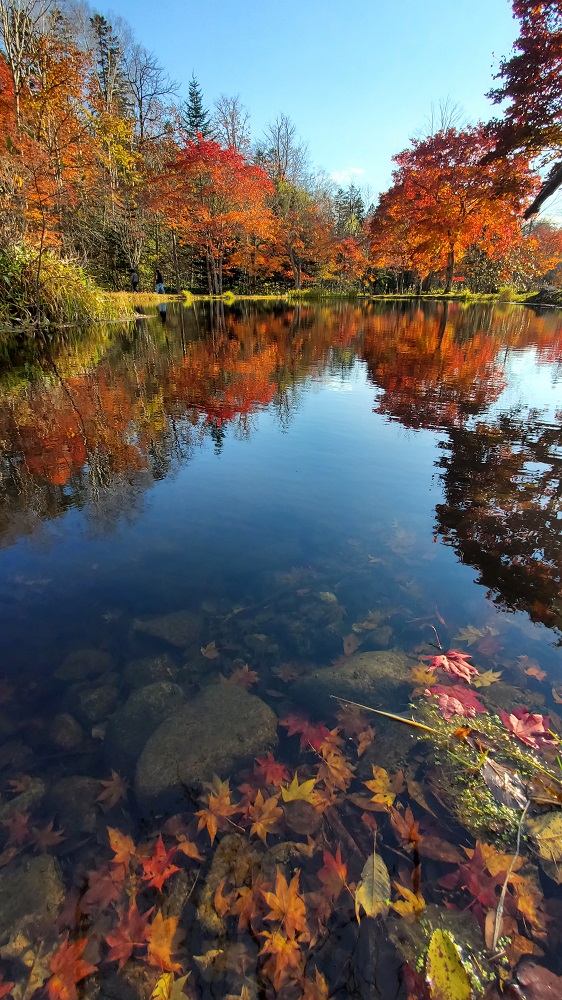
[1,587,562,1000]
[0,302,561,999]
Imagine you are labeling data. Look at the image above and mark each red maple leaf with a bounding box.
[140,836,179,891]
[0,976,14,999]
[254,753,290,787]
[279,713,332,751]
[317,847,348,900]
[426,684,487,720]
[105,900,153,969]
[423,649,478,683]
[500,707,557,749]
[48,936,97,1000]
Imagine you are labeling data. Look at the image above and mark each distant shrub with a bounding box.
[497,286,517,301]
[0,243,129,325]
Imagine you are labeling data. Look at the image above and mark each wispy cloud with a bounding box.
[330,167,365,185]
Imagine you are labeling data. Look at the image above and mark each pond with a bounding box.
[0,299,560,1000]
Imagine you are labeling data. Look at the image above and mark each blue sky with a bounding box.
[108,0,519,198]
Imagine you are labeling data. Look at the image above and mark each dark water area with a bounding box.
[0,299,560,999]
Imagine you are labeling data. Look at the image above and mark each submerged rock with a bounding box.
[0,855,64,943]
[105,681,184,776]
[75,684,119,723]
[135,685,278,814]
[123,653,179,690]
[0,778,45,822]
[50,713,84,749]
[56,648,113,681]
[49,775,101,834]
[292,649,412,718]
[132,610,201,648]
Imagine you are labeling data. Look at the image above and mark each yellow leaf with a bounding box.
[453,625,485,646]
[473,669,503,688]
[319,592,338,603]
[354,849,390,921]
[390,882,425,919]
[425,929,472,1000]
[280,773,317,803]
[150,973,190,1000]
[363,765,395,809]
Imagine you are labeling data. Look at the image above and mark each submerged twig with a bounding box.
[330,695,440,734]
[491,800,530,952]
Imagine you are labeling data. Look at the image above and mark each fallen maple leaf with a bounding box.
[220,664,259,689]
[259,929,303,991]
[200,641,219,659]
[410,664,438,696]
[196,776,239,844]
[262,868,307,939]
[80,864,126,916]
[425,684,487,720]
[32,820,65,851]
[246,790,282,843]
[106,900,153,969]
[140,836,179,891]
[146,912,184,973]
[423,648,479,683]
[279,713,332,751]
[254,753,290,787]
[280,773,317,804]
[317,847,348,901]
[473,668,503,688]
[301,968,330,1000]
[48,935,96,1000]
[390,881,425,920]
[363,765,396,810]
[525,664,547,682]
[108,827,136,867]
[97,771,129,810]
[0,976,14,999]
[500,707,557,749]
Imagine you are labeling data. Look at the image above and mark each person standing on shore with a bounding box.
[130,269,139,292]
[155,269,165,294]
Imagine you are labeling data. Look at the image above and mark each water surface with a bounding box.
[0,300,560,998]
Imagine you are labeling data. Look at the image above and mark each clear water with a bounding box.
[0,299,560,999]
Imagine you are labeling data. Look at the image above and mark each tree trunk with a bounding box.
[445,247,455,293]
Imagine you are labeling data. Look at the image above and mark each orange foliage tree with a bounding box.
[155,136,274,295]
[370,126,537,291]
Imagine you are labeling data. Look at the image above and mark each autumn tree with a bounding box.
[156,137,274,294]
[370,126,537,291]
[488,0,562,216]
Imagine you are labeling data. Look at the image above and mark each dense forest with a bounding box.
[0,0,561,303]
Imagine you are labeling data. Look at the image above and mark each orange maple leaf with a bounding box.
[140,836,179,890]
[48,936,97,1000]
[254,753,290,787]
[262,868,308,940]
[246,790,282,843]
[317,847,348,901]
[220,664,259,689]
[107,827,136,867]
[97,771,129,810]
[196,776,239,845]
[146,912,184,973]
[259,930,303,991]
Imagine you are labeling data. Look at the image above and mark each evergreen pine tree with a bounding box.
[180,73,212,139]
